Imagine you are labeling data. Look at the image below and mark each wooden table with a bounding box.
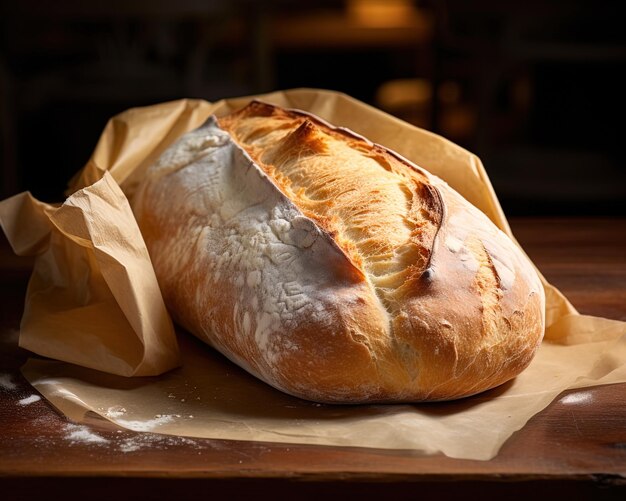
[1,218,625,499]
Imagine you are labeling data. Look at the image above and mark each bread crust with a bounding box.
[132,101,545,403]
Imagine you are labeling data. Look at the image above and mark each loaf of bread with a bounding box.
[132,101,545,403]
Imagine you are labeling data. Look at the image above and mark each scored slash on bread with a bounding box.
[132,100,545,403]
[219,101,445,293]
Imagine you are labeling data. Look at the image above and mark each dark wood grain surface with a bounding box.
[1,218,625,499]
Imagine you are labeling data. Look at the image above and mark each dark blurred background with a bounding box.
[1,0,624,215]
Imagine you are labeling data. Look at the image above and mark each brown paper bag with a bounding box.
[0,174,179,376]
[2,89,624,460]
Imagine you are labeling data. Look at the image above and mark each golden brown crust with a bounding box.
[133,101,545,403]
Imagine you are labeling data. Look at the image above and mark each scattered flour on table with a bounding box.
[63,424,110,445]
[118,434,201,453]
[0,373,16,390]
[60,420,209,453]
[560,391,593,405]
[18,394,41,405]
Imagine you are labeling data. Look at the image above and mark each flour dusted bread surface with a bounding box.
[133,100,545,403]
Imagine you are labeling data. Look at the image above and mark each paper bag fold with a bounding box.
[0,172,179,376]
